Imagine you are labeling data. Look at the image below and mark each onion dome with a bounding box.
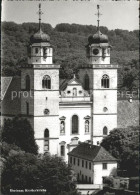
[30,29,50,43]
[88,30,108,44]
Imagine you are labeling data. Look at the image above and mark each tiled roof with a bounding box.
[2,77,21,115]
[68,143,117,162]
[59,79,71,90]
[1,77,12,100]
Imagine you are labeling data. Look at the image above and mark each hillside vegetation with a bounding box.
[1,22,139,90]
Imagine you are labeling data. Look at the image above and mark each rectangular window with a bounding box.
[60,145,65,156]
[89,162,91,170]
[86,161,88,168]
[43,47,47,58]
[82,160,84,167]
[70,157,72,164]
[77,173,79,181]
[35,48,38,54]
[85,176,87,183]
[74,158,76,165]
[82,174,84,182]
[78,159,80,166]
[103,163,107,170]
[89,177,91,184]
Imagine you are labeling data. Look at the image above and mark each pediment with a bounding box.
[68,79,81,86]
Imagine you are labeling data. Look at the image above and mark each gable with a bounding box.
[68,79,81,85]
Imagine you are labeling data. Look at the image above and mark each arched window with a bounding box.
[85,120,89,133]
[25,75,30,91]
[72,115,78,134]
[44,129,49,152]
[60,121,65,134]
[103,126,108,135]
[73,88,77,96]
[101,74,109,88]
[85,74,89,90]
[26,102,29,115]
[42,75,51,89]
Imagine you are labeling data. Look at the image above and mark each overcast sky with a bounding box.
[2,0,139,31]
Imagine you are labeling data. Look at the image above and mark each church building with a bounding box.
[1,5,139,162]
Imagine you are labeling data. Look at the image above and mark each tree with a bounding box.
[1,150,79,195]
[2,21,139,90]
[1,151,42,195]
[2,117,38,155]
[101,126,139,177]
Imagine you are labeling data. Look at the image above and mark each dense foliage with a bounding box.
[1,22,139,89]
[2,117,38,154]
[101,126,139,177]
[1,143,78,195]
[1,117,79,195]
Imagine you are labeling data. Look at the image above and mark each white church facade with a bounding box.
[2,5,139,163]
[19,5,118,162]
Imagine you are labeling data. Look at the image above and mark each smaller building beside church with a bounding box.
[68,142,117,185]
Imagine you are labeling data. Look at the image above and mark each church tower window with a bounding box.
[43,47,47,58]
[85,120,89,133]
[44,129,49,152]
[42,75,51,89]
[25,75,30,91]
[103,126,108,135]
[102,48,106,58]
[101,74,109,88]
[35,48,38,54]
[84,74,89,90]
[72,115,79,134]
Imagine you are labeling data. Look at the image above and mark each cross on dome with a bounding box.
[95,5,102,31]
[37,3,43,31]
[30,4,50,43]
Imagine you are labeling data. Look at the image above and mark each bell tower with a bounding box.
[79,5,118,145]
[21,4,60,154]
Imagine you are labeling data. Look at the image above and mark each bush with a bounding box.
[129,177,139,192]
[103,177,113,187]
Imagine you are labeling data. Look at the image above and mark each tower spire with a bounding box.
[38,3,43,31]
[95,5,102,31]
